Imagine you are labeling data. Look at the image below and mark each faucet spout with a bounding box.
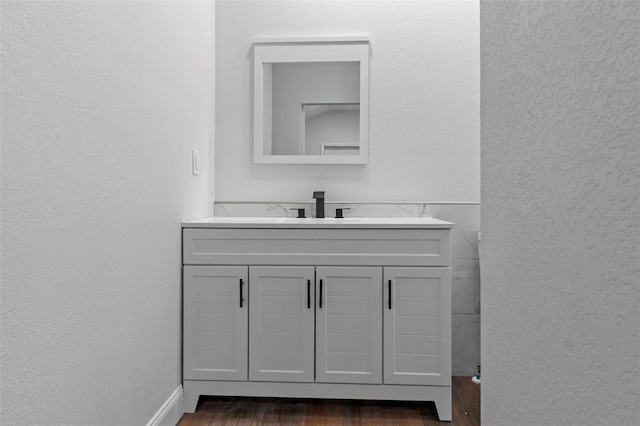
[312,191,325,218]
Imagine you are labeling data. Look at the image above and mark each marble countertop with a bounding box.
[182,216,454,229]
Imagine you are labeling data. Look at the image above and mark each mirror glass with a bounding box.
[265,62,359,156]
[253,41,369,164]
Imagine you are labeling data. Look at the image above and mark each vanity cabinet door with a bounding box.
[249,266,315,382]
[183,266,248,381]
[315,266,383,384]
[383,267,451,386]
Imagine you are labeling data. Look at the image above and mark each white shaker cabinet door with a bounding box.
[383,267,451,386]
[315,266,383,384]
[183,266,248,381]
[249,266,315,383]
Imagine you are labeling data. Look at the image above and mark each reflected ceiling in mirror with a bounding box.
[253,38,370,164]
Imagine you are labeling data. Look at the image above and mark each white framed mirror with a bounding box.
[253,38,370,164]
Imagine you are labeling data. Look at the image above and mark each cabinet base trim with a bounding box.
[183,380,452,422]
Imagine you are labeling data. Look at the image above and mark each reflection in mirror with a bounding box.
[253,39,369,164]
[264,62,359,156]
[303,103,359,156]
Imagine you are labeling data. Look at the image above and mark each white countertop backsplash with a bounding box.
[183,216,454,229]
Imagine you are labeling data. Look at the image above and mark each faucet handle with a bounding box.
[335,208,351,219]
[289,208,306,219]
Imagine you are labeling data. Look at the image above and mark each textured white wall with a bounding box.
[481,1,639,425]
[216,0,479,202]
[1,2,214,425]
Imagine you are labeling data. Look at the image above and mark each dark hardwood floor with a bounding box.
[178,376,480,425]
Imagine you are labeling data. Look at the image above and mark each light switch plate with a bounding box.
[192,150,200,176]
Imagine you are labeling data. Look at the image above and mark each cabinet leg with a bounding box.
[433,393,452,422]
[183,383,200,413]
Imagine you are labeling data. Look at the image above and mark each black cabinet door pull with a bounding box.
[319,279,323,309]
[307,279,311,309]
[240,278,244,307]
[388,279,392,309]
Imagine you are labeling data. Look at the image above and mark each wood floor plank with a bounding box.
[178,376,480,425]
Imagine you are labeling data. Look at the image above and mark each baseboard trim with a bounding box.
[146,385,184,426]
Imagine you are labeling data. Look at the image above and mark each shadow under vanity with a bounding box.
[181,216,454,421]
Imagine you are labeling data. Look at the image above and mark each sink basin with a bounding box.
[277,217,364,223]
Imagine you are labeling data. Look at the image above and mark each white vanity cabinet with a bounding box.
[182,217,454,421]
[183,266,248,381]
[248,266,315,383]
[315,266,383,384]
[248,266,383,384]
[384,267,451,386]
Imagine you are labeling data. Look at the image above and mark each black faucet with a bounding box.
[313,191,325,218]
